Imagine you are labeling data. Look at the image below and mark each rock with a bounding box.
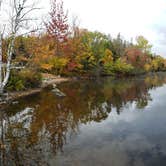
[35,104,40,108]
[12,101,19,105]
[0,101,7,105]
[52,88,66,97]
[52,83,57,88]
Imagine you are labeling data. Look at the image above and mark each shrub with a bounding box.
[103,59,134,76]
[19,69,42,88]
[103,61,115,76]
[7,75,25,91]
[144,63,151,72]
[151,56,166,72]
[7,69,42,91]
[40,57,68,75]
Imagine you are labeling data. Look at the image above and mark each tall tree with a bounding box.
[0,1,2,87]
[135,36,152,55]
[109,33,131,61]
[45,0,69,56]
[0,0,39,94]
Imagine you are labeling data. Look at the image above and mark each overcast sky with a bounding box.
[64,0,166,57]
[16,0,166,57]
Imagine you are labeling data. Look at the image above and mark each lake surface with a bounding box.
[1,73,166,166]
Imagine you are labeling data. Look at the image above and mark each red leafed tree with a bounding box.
[123,48,151,68]
[45,0,69,56]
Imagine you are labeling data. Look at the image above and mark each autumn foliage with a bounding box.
[123,48,151,68]
[5,0,166,84]
[45,0,69,56]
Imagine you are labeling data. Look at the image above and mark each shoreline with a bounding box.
[0,71,166,107]
[0,76,70,107]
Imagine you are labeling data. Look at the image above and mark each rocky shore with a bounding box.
[0,74,70,107]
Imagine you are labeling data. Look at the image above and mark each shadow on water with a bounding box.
[1,72,166,165]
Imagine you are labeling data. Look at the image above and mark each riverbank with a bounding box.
[1,71,166,108]
[9,77,69,100]
[0,74,70,107]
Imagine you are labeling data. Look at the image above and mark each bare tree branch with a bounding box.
[0,0,40,94]
[0,0,2,9]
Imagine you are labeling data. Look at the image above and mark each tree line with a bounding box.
[0,0,166,93]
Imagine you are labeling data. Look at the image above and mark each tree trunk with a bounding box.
[0,1,3,94]
[0,0,39,95]
[0,34,15,95]
[0,34,2,88]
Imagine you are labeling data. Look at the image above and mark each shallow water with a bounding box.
[1,73,166,166]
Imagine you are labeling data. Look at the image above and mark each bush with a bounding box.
[19,69,42,88]
[40,57,69,75]
[49,57,68,75]
[7,75,25,91]
[7,69,42,91]
[144,63,151,72]
[103,61,115,76]
[103,59,134,76]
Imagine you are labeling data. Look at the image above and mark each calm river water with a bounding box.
[1,73,166,166]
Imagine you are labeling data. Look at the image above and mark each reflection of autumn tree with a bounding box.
[29,84,112,154]
[144,74,165,87]
[1,73,166,161]
[0,111,6,166]
[102,78,154,113]
[0,109,48,165]
[28,74,166,154]
[30,95,73,154]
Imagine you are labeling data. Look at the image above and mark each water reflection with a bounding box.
[1,73,166,165]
